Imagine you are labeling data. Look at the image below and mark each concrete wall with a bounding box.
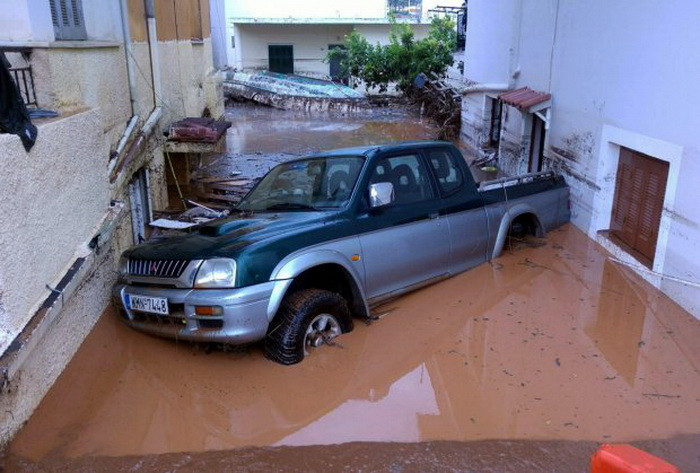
[0,109,109,351]
[0,0,123,42]
[231,23,431,78]
[0,0,223,446]
[461,0,700,318]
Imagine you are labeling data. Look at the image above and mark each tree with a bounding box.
[328,16,457,93]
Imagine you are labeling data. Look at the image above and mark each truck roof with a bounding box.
[306,141,454,159]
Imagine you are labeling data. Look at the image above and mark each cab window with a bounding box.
[427,149,463,195]
[369,154,434,205]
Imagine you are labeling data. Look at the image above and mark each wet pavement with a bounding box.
[4,225,700,471]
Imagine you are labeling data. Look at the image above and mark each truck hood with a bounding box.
[124,211,332,261]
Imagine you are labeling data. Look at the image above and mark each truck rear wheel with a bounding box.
[264,289,353,365]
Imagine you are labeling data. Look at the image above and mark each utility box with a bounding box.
[591,444,679,473]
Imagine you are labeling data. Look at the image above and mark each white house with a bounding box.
[460,0,700,318]
[211,0,464,79]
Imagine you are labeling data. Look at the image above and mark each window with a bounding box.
[49,0,87,41]
[369,154,434,205]
[269,45,294,74]
[427,149,463,195]
[610,147,669,267]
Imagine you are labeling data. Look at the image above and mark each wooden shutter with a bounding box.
[610,148,668,266]
[50,0,87,41]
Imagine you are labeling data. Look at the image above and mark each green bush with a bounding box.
[328,16,456,93]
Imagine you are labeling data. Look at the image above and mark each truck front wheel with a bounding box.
[264,289,353,365]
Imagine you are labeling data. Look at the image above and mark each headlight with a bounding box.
[119,255,129,277]
[194,258,237,288]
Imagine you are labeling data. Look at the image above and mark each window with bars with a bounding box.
[49,0,87,41]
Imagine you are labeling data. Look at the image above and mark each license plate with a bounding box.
[125,294,169,315]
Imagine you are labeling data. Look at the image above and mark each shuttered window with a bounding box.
[50,0,87,41]
[610,147,669,267]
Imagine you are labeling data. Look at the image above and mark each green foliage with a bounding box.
[328,16,457,93]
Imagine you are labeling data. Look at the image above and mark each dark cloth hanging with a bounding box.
[0,53,37,152]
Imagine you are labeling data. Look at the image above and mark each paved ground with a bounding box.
[3,226,699,472]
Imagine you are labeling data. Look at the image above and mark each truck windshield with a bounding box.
[237,156,365,211]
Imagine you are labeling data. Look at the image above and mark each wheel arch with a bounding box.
[267,250,370,321]
[491,204,544,259]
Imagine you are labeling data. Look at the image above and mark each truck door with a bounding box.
[357,153,451,301]
[426,147,489,273]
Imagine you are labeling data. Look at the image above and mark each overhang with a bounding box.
[499,87,551,112]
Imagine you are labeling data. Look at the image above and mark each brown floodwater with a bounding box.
[224,103,442,156]
[5,225,700,471]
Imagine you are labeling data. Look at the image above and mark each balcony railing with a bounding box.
[9,65,37,107]
[2,49,38,107]
[388,0,422,21]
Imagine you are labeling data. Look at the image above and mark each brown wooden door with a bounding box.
[610,148,669,266]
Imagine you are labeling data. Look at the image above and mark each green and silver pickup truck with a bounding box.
[113,142,570,364]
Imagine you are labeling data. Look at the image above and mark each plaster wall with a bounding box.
[0,0,122,43]
[0,237,120,446]
[233,23,431,78]
[30,46,131,144]
[461,0,700,317]
[353,23,430,44]
[463,0,518,85]
[0,0,33,41]
[234,24,353,77]
[228,0,385,22]
[0,109,109,353]
[210,0,228,68]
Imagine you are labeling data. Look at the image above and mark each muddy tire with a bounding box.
[264,289,353,365]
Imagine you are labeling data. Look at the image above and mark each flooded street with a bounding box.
[3,105,699,472]
[4,226,700,471]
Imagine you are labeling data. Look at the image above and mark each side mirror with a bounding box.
[369,182,394,209]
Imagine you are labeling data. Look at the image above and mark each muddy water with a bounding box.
[225,103,442,156]
[6,225,700,470]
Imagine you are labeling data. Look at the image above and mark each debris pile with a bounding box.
[224,71,369,112]
[193,174,254,210]
[409,73,462,140]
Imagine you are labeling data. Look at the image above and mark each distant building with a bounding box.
[460,0,700,318]
[212,0,463,80]
[0,0,222,444]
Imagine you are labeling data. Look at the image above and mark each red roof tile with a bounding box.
[498,87,551,110]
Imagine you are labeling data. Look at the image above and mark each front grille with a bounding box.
[128,259,190,278]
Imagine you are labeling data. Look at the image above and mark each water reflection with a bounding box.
[9,226,700,461]
[585,261,647,385]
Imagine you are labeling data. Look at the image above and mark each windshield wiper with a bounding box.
[263,202,318,211]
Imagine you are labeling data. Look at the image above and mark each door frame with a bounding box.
[591,124,683,275]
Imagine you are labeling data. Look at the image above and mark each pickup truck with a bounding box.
[113,142,570,364]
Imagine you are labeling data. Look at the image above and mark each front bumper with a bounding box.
[112,280,286,344]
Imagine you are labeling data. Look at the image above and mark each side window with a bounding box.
[428,150,463,195]
[369,154,434,205]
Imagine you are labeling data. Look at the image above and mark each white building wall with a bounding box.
[463,0,518,86]
[229,0,385,22]
[462,0,700,317]
[0,0,122,43]
[544,0,700,317]
[233,23,353,76]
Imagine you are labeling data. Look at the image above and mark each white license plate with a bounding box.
[126,294,169,315]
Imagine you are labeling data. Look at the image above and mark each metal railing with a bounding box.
[387,0,422,20]
[9,65,37,107]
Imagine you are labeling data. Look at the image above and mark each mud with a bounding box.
[4,225,700,471]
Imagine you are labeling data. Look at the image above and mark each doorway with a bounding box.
[528,114,546,173]
[328,44,347,84]
[268,45,293,74]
